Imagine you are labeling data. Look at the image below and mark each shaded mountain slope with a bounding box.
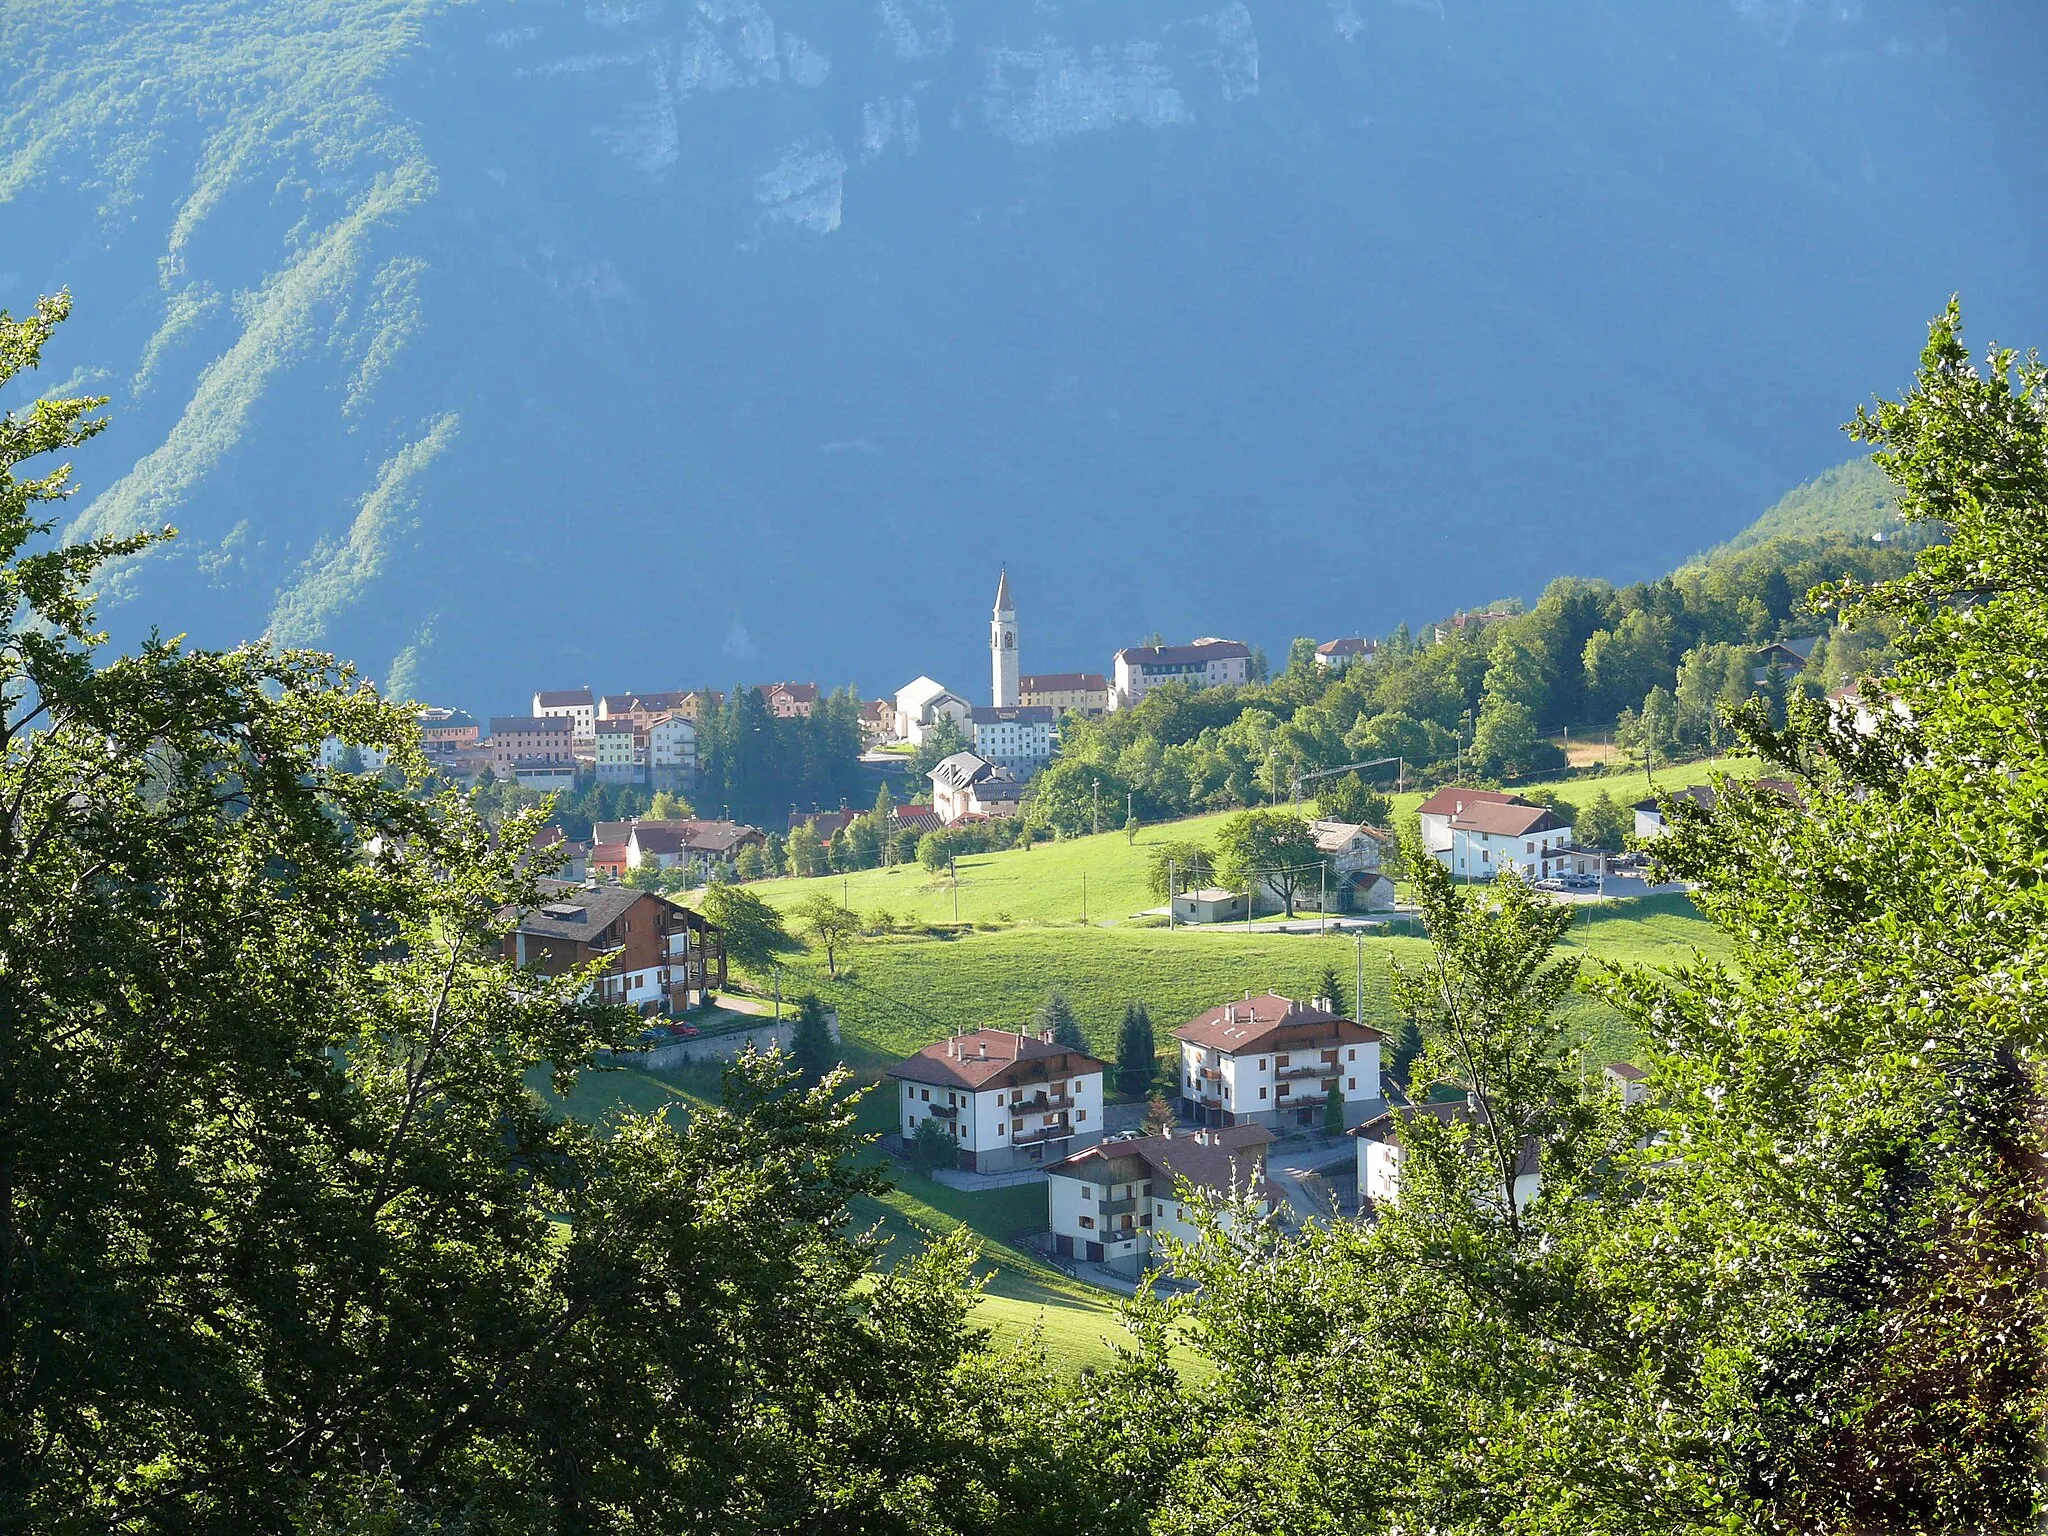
[3,0,2043,709]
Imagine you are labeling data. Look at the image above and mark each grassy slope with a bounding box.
[742,757,1757,929]
[797,893,1724,1071]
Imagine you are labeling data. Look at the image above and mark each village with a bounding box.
[357,568,1823,1298]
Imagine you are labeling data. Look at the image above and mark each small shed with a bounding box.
[1172,887,1250,925]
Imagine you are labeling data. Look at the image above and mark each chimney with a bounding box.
[1224,1003,1235,1024]
[978,1040,987,1058]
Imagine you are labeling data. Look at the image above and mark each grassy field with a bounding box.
[783,894,1725,1072]
[735,756,1760,931]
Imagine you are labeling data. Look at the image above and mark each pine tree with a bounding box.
[1038,988,1086,1052]
[1314,965,1347,1019]
[791,993,834,1083]
[1115,1003,1156,1097]
[1323,1082,1345,1137]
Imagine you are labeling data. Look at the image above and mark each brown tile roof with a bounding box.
[1315,636,1375,657]
[1604,1061,1646,1081]
[1415,787,1517,818]
[595,718,637,736]
[1309,819,1390,854]
[1050,1124,1280,1204]
[760,681,820,703]
[535,689,593,709]
[490,715,574,736]
[887,1029,1108,1091]
[1175,993,1385,1052]
[1019,672,1108,693]
[1415,788,1561,836]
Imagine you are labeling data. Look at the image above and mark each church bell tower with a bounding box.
[991,566,1019,708]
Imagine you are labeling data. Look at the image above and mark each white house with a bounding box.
[969,705,1055,773]
[1352,1098,1541,1214]
[1603,1061,1650,1105]
[1313,637,1378,672]
[928,750,1022,824]
[1416,788,1573,881]
[317,737,391,774]
[1175,992,1386,1132]
[889,1028,1106,1174]
[645,712,696,791]
[533,688,596,744]
[893,676,973,747]
[1110,639,1251,709]
[1046,1124,1278,1275]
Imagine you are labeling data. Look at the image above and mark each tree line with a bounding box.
[2,295,2036,1534]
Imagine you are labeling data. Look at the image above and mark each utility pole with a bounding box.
[1354,933,1365,1028]
[951,857,958,923]
[773,961,782,1022]
[1319,864,1327,937]
[1091,780,1100,836]
[1168,858,1177,930]
[1081,872,1087,924]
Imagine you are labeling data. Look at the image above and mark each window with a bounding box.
[1079,1216,1096,1230]
[1276,1083,1289,1097]
[1258,1057,1267,1069]
[1259,1087,1267,1099]
[1347,1048,1356,1060]
[1076,1109,1087,1121]
[1348,1078,1357,1090]
[996,1123,1005,1136]
[906,1119,915,1133]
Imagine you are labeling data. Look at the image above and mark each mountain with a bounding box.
[4,0,2044,713]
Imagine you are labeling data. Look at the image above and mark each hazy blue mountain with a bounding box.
[4,0,2042,712]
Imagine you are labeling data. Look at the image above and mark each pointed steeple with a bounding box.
[993,564,1013,615]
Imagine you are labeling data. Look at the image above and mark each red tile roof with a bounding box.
[1049,1124,1280,1204]
[1175,993,1384,1052]
[1019,672,1109,693]
[887,1029,1108,1091]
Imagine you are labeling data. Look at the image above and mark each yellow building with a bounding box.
[1018,671,1110,717]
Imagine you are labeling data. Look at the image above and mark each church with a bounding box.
[971,569,1054,773]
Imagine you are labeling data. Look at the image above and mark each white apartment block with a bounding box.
[1175,992,1386,1132]
[1416,787,1573,881]
[1045,1124,1277,1275]
[889,1028,1106,1174]
[1110,639,1251,709]
[646,712,696,790]
[533,687,596,742]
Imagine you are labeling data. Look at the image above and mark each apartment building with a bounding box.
[968,705,1055,772]
[502,885,725,1015]
[1415,788,1573,881]
[889,1028,1106,1174]
[1175,992,1386,1132]
[1110,639,1251,709]
[1018,671,1111,716]
[533,688,596,742]
[1045,1124,1278,1275]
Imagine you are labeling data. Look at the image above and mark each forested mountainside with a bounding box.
[5,0,2044,708]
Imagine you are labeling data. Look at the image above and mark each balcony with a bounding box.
[1099,1196,1139,1217]
[1012,1123,1073,1147]
[925,1103,959,1120]
[1274,1060,1341,1081]
[1007,1093,1074,1116]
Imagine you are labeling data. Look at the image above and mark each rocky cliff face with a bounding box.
[4,0,2042,707]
